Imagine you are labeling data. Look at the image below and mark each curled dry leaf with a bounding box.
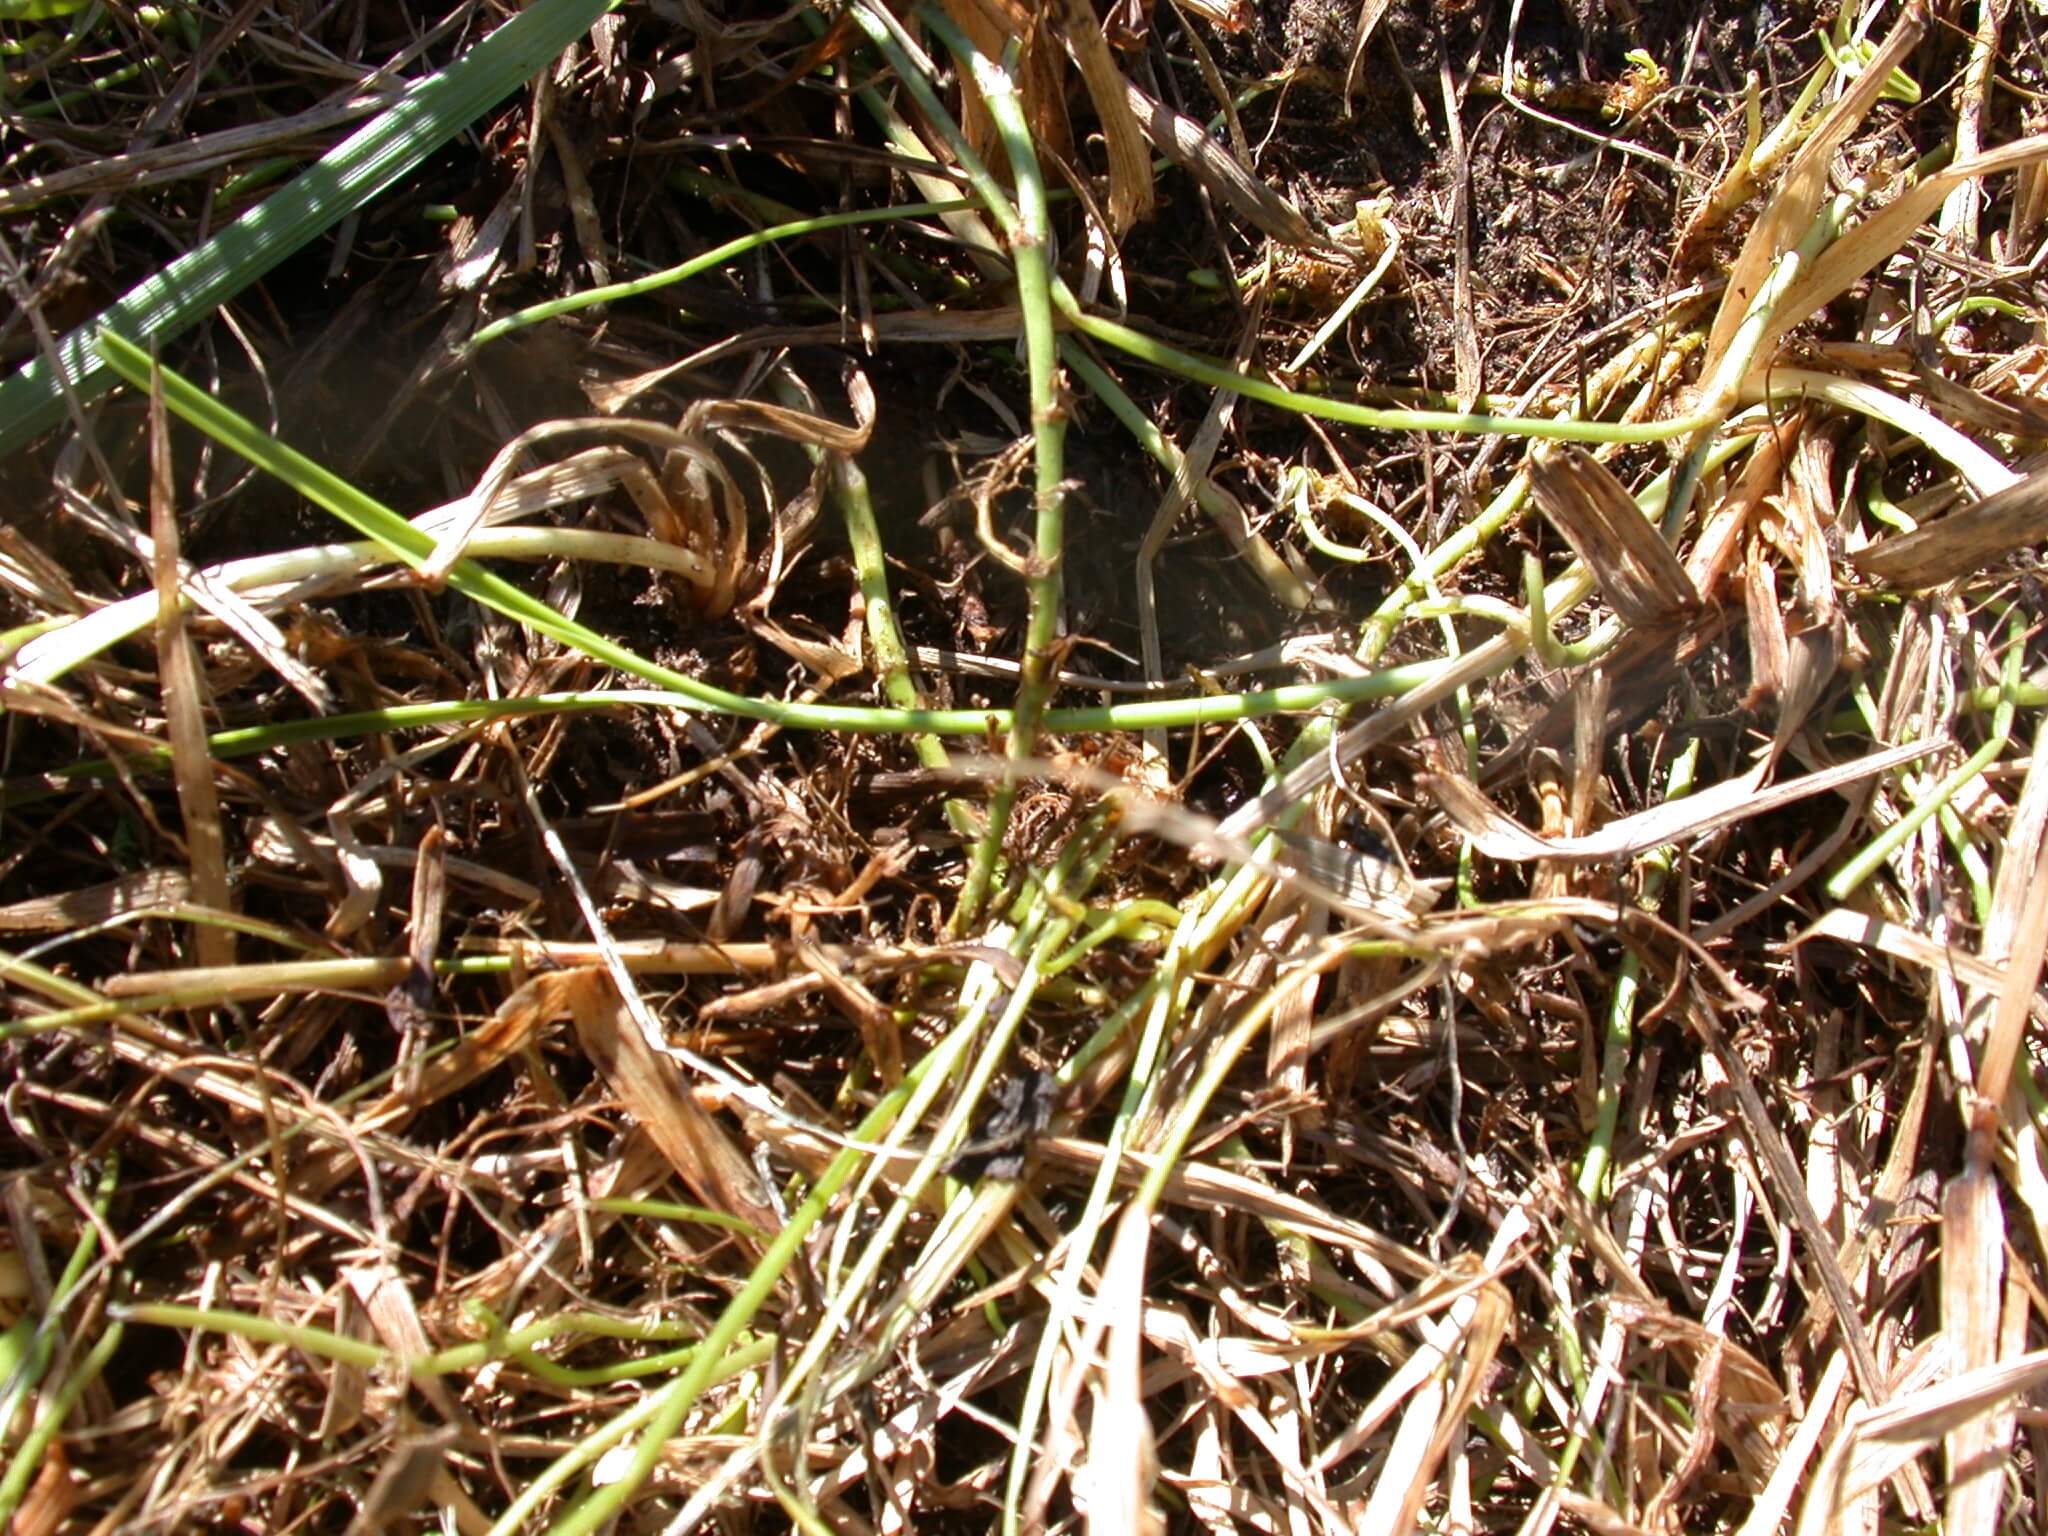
[1053,0,1154,233]
[1159,0,1250,34]
[1686,412,1801,599]
[425,394,871,614]
[1605,1294,1788,1475]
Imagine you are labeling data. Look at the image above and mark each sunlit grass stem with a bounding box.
[464,197,979,351]
[907,16,1069,928]
[3,663,1459,814]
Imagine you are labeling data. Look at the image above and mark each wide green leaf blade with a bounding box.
[0,0,614,458]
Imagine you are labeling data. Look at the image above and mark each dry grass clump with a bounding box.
[4,0,2048,1532]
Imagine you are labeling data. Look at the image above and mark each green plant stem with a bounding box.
[1058,300,1711,445]
[0,1318,124,1523]
[1238,429,1755,839]
[63,334,1457,760]
[2,662,1453,813]
[476,1339,773,1536]
[16,525,715,688]
[519,1070,927,1536]
[118,1302,739,1385]
[480,1385,674,1534]
[0,1155,117,1526]
[117,1303,386,1369]
[1661,189,1854,536]
[809,398,989,845]
[845,1,1017,239]
[1063,339,1309,608]
[1018,940,1344,1528]
[465,196,977,351]
[778,942,1049,1415]
[18,57,150,117]
[834,456,950,764]
[1742,366,2015,497]
[778,832,1114,1534]
[1002,915,1193,1535]
[1826,613,2024,901]
[1937,802,1995,924]
[1002,854,1274,1532]
[1578,737,1701,1201]
[1544,737,1704,1509]
[944,21,1068,929]
[585,1197,767,1234]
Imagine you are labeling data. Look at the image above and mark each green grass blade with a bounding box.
[0,0,616,458]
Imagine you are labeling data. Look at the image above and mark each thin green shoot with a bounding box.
[0,1317,125,1524]
[5,661,1459,812]
[1826,610,2025,901]
[0,1156,117,1529]
[464,196,980,352]
[525,1064,929,1536]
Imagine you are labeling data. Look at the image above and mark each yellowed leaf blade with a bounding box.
[1169,0,1250,31]
[934,0,1007,158]
[1862,1345,2048,1455]
[1942,1149,2010,1536]
[1792,907,2047,1011]
[1979,775,2048,1109]
[149,364,234,970]
[1797,1339,1956,1536]
[1977,720,2048,1115]
[1394,1284,1510,1534]
[1080,1203,1162,1536]
[1762,135,2048,363]
[1734,1351,1850,1536]
[1342,0,1396,102]
[1702,3,1928,377]
[344,1264,471,1433]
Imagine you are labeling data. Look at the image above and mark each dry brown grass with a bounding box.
[4,1,2048,1532]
